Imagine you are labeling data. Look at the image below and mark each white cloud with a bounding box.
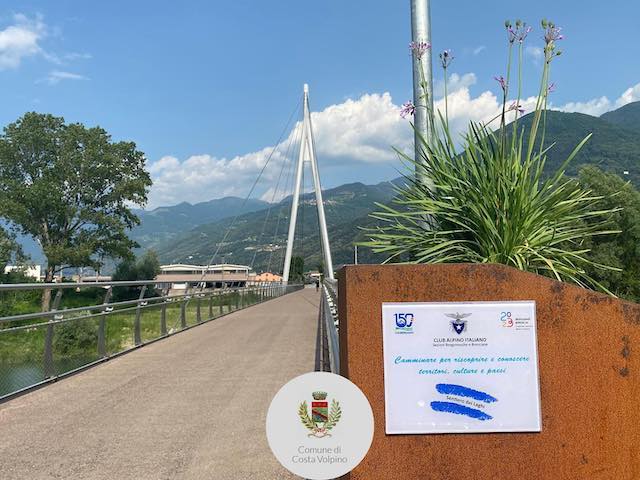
[434,72,477,98]
[0,13,46,70]
[147,80,640,208]
[617,83,640,106]
[557,82,640,116]
[473,46,486,55]
[558,96,612,116]
[0,14,91,72]
[39,70,88,85]
[526,46,544,64]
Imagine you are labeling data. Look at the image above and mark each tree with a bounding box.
[579,166,640,301]
[0,112,152,308]
[112,250,161,301]
[0,227,21,275]
[289,256,304,283]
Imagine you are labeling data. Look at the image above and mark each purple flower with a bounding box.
[507,21,532,44]
[508,102,525,115]
[519,25,532,43]
[547,82,557,94]
[400,101,415,118]
[409,41,431,60]
[439,49,454,68]
[544,24,563,45]
[494,75,507,93]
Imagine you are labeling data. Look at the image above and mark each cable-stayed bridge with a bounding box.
[0,85,341,479]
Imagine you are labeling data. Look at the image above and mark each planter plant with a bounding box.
[362,20,619,292]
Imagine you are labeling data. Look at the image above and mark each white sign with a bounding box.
[266,372,374,480]
[382,301,541,434]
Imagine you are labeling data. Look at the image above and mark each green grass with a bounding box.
[0,289,268,365]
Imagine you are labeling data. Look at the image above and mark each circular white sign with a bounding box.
[266,372,374,480]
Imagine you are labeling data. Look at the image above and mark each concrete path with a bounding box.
[0,288,320,480]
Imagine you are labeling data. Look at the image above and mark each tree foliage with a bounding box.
[0,112,152,283]
[0,227,23,275]
[112,250,161,301]
[579,167,640,301]
[289,256,304,283]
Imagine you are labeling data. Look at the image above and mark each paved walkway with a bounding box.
[0,288,320,480]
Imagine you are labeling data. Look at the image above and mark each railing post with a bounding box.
[43,288,63,379]
[196,295,202,323]
[180,286,189,328]
[220,292,224,315]
[134,285,147,346]
[208,294,213,318]
[160,300,167,336]
[180,300,187,328]
[98,286,113,358]
[235,290,240,310]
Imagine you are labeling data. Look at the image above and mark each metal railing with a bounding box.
[0,281,302,401]
[319,279,340,373]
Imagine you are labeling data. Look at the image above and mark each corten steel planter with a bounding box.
[338,264,639,480]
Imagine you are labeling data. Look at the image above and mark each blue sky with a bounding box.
[1,1,639,208]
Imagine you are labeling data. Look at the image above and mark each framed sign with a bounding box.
[382,301,541,434]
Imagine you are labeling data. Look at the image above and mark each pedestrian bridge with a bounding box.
[0,286,335,479]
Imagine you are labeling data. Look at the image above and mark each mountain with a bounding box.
[154,180,399,271]
[131,197,270,250]
[600,101,640,132]
[154,102,640,273]
[515,109,640,186]
[7,102,640,273]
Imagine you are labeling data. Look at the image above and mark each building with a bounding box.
[3,265,42,280]
[155,263,252,290]
[250,272,283,283]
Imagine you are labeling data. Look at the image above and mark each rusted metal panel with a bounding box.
[338,264,640,479]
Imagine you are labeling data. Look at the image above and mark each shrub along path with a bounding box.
[0,288,320,480]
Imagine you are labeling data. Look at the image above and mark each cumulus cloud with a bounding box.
[0,14,91,73]
[434,72,477,98]
[147,79,640,208]
[557,82,640,116]
[0,13,46,70]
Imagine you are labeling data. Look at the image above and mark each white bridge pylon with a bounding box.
[282,84,335,282]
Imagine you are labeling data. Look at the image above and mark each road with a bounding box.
[0,288,320,480]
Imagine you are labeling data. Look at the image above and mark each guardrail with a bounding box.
[0,281,302,401]
[319,279,340,373]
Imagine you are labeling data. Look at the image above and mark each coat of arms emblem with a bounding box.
[298,391,342,438]
[446,312,472,335]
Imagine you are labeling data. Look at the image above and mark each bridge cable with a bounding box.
[200,96,302,275]
[249,110,301,270]
[168,97,302,332]
[267,123,301,275]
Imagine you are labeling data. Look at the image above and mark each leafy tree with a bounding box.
[112,250,161,301]
[0,227,23,276]
[579,166,640,301]
[0,112,152,308]
[289,256,304,283]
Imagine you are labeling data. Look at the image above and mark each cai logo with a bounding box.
[298,391,342,438]
[445,312,472,335]
[394,313,414,334]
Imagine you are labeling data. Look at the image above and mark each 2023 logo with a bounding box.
[500,311,514,327]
